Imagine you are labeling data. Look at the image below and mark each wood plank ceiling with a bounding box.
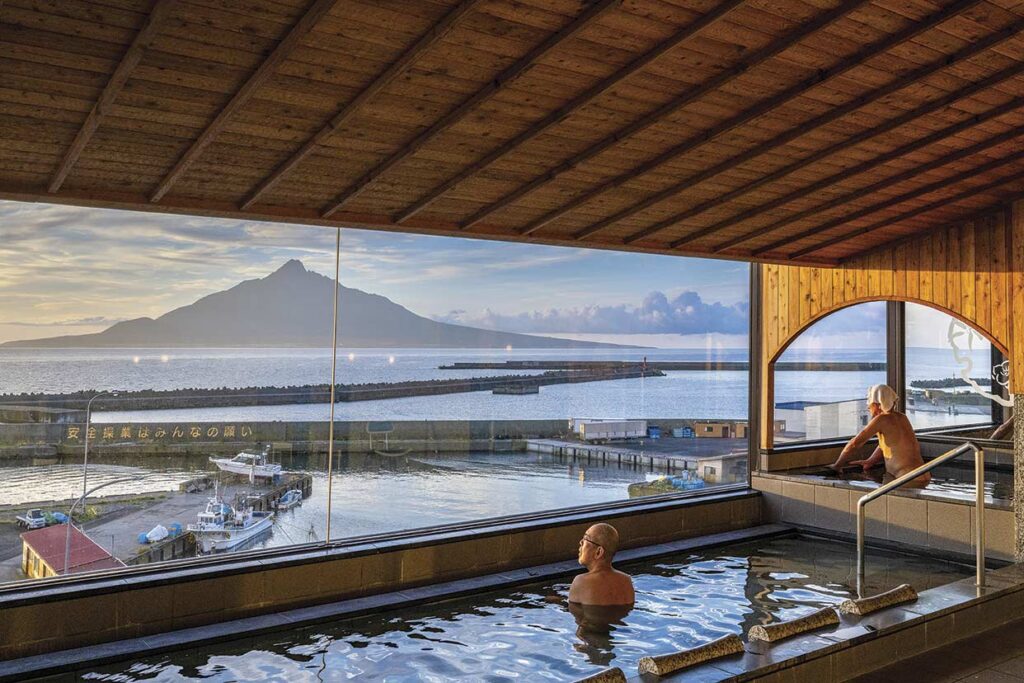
[1,0,1022,266]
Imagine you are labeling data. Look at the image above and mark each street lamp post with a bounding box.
[81,390,117,504]
[62,475,139,576]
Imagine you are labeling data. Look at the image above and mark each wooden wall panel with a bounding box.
[975,218,991,337]
[760,205,1021,448]
[991,213,1008,347]
[933,227,948,309]
[1012,201,1024,392]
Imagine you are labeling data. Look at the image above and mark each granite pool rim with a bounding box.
[756,468,1013,511]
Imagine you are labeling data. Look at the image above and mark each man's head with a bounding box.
[577,523,620,568]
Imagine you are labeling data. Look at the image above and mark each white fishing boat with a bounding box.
[187,496,274,553]
[275,489,303,511]
[209,447,282,479]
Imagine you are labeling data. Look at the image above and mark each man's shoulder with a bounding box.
[571,572,596,585]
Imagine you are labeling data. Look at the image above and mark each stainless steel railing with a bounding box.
[855,441,985,597]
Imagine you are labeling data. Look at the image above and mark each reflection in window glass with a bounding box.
[0,201,749,585]
[905,303,1001,430]
[774,303,887,443]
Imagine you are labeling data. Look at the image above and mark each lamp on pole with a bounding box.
[81,390,118,504]
[62,475,138,576]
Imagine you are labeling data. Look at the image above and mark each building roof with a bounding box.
[21,524,125,575]
[775,400,827,410]
[1,1,1022,265]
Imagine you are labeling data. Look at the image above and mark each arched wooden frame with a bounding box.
[762,296,1009,450]
[770,296,1009,363]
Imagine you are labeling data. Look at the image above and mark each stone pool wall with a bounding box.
[752,472,1014,561]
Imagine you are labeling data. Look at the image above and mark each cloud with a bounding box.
[0,316,126,327]
[800,301,886,335]
[434,290,750,335]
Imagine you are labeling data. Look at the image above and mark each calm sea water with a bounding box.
[0,346,995,425]
[84,535,971,682]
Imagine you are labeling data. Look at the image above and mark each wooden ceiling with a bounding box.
[1,0,1023,266]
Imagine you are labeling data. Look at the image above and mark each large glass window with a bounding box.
[774,303,887,443]
[0,201,749,585]
[904,303,1004,430]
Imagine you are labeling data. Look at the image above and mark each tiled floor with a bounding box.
[853,618,1024,682]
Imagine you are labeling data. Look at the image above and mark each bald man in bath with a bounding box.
[569,523,635,606]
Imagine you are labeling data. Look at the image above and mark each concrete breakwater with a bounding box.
[0,417,742,456]
[439,360,886,371]
[0,368,663,413]
[0,419,570,452]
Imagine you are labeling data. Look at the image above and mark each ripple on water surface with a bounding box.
[0,464,204,506]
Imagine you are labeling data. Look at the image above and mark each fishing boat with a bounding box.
[187,495,274,553]
[209,446,282,479]
[275,489,303,511]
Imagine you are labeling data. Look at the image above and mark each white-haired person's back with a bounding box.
[829,384,930,487]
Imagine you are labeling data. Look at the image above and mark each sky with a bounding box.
[0,200,751,346]
[0,200,971,350]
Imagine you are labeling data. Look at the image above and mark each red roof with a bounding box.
[21,524,125,575]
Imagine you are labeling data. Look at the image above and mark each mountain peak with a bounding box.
[273,259,307,277]
[0,260,630,349]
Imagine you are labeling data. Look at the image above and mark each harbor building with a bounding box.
[20,526,124,579]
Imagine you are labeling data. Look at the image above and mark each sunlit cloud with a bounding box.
[434,290,749,335]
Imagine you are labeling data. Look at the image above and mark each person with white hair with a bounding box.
[829,384,930,486]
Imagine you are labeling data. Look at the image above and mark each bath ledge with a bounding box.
[754,469,1013,511]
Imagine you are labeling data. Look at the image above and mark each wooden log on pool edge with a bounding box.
[839,584,918,616]
[637,634,744,676]
[747,607,839,642]
[572,666,626,683]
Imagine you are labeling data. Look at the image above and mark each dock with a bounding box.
[526,438,748,484]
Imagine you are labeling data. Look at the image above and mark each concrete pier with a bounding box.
[526,438,747,484]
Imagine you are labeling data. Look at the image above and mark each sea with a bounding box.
[0,345,1000,560]
[0,345,997,424]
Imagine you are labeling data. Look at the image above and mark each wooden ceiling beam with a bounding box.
[839,190,1024,265]
[462,0,871,232]
[789,164,1024,258]
[47,0,175,194]
[753,136,1024,257]
[610,12,1023,245]
[716,72,1024,253]
[240,0,481,211]
[537,0,984,241]
[319,0,622,219]
[149,0,340,203]
[391,0,744,224]
[710,71,1024,252]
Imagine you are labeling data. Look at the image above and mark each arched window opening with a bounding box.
[774,302,887,444]
[905,303,1007,430]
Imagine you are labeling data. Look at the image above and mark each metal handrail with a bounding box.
[856,441,985,596]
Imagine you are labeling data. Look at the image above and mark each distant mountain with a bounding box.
[2,260,634,349]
